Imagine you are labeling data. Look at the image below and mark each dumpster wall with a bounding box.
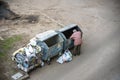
[61,25,81,39]
[58,24,82,50]
[44,35,60,47]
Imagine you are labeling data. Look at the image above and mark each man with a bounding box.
[70,29,82,56]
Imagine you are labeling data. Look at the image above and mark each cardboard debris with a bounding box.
[11,72,29,80]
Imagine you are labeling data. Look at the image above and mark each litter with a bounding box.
[57,49,72,64]
[12,43,44,72]
[11,72,29,80]
[11,72,23,80]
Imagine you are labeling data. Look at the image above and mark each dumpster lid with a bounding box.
[59,24,78,32]
[36,30,58,41]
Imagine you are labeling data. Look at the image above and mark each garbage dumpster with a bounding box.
[36,30,64,64]
[12,24,83,72]
[58,24,83,50]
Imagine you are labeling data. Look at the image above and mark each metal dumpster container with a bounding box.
[12,24,83,72]
[36,30,64,63]
[58,24,83,50]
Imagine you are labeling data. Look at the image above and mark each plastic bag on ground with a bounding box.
[57,50,72,64]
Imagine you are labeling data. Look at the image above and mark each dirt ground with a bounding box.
[0,0,120,80]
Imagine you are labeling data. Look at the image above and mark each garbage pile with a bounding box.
[57,49,72,64]
[12,40,44,72]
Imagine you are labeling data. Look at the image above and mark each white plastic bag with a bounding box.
[57,50,72,64]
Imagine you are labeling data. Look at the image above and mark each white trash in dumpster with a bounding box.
[57,50,72,64]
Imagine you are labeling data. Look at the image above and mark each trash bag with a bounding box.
[15,53,25,64]
[57,50,72,64]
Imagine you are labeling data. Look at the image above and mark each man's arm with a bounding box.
[70,34,73,39]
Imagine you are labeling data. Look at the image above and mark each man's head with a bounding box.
[73,29,77,33]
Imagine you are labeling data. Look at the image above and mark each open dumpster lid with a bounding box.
[59,24,78,32]
[36,30,58,41]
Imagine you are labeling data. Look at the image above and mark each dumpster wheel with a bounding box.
[47,58,51,65]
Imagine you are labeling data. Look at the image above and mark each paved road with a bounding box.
[9,0,120,80]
